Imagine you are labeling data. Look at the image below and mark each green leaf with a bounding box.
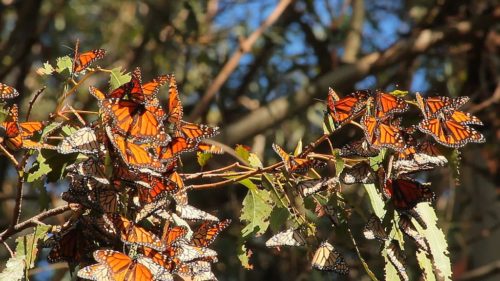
[417,249,436,281]
[37,62,55,75]
[334,150,344,176]
[235,145,250,164]
[27,148,78,183]
[414,203,452,280]
[56,56,73,75]
[240,187,273,238]
[197,151,213,167]
[109,67,131,90]
[248,153,263,168]
[236,242,253,269]
[391,90,409,97]
[293,140,303,156]
[0,255,25,281]
[269,207,290,233]
[33,180,50,210]
[15,224,51,269]
[323,114,336,135]
[363,183,386,218]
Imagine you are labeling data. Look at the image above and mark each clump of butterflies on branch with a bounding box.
[257,87,484,280]
[0,41,231,281]
[0,39,485,281]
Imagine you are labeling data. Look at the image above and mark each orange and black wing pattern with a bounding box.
[416,93,469,118]
[73,49,106,73]
[0,83,19,100]
[362,115,405,152]
[191,219,231,247]
[166,74,183,126]
[417,112,484,148]
[104,214,165,251]
[326,88,369,126]
[373,91,408,118]
[383,178,435,210]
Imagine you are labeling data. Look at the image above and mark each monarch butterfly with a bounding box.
[46,224,94,264]
[265,228,307,247]
[78,249,170,281]
[339,139,379,158]
[394,140,448,175]
[77,263,111,281]
[166,74,183,126]
[158,136,198,163]
[191,219,231,247]
[417,111,485,148]
[176,121,220,142]
[72,44,106,74]
[362,115,406,152]
[66,158,110,185]
[173,187,189,206]
[398,215,429,252]
[339,162,376,184]
[372,91,408,118]
[136,176,178,205]
[176,204,219,222]
[386,241,409,281]
[128,67,169,105]
[0,105,44,150]
[197,142,224,154]
[176,243,218,263]
[0,83,19,100]
[190,261,216,281]
[311,241,349,274]
[382,178,435,210]
[416,93,469,118]
[101,98,169,145]
[58,127,102,155]
[162,224,188,246]
[106,126,165,172]
[103,214,166,251]
[295,177,338,197]
[363,215,388,241]
[272,143,326,173]
[326,88,370,126]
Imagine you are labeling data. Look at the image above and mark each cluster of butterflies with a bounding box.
[0,44,231,281]
[262,88,484,276]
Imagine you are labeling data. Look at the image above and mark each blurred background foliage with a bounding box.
[0,0,498,280]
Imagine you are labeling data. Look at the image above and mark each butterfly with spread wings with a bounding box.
[72,40,106,74]
[103,214,165,251]
[326,88,370,126]
[371,91,409,118]
[0,105,44,150]
[361,114,406,152]
[416,93,484,148]
[382,178,435,210]
[191,219,231,247]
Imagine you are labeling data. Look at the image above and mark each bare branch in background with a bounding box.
[342,0,364,63]
[188,0,294,121]
[219,14,498,145]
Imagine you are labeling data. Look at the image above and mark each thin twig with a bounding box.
[0,205,71,243]
[188,0,293,121]
[0,144,19,167]
[2,241,14,258]
[26,87,46,121]
[456,260,500,281]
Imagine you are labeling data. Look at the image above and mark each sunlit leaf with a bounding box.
[15,224,51,269]
[197,151,213,167]
[240,185,273,238]
[0,255,25,281]
[56,56,72,75]
[36,62,55,75]
[108,67,131,90]
[237,242,253,270]
[235,144,251,164]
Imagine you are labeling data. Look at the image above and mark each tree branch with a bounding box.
[218,14,498,145]
[342,0,365,63]
[0,205,71,243]
[187,0,294,121]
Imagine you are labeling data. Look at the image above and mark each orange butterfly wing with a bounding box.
[374,92,408,118]
[0,83,19,99]
[105,214,165,251]
[167,74,183,125]
[418,114,484,148]
[93,250,153,281]
[73,49,106,73]
[191,219,231,247]
[177,121,219,140]
[327,90,369,125]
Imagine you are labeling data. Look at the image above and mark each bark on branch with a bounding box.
[218,14,498,145]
